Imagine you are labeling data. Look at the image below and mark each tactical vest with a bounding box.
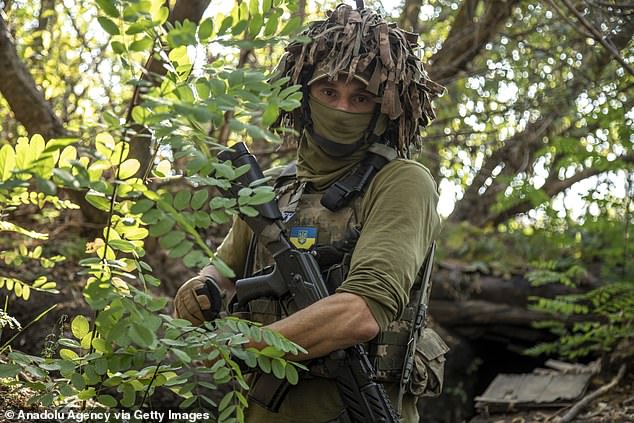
[244,163,429,383]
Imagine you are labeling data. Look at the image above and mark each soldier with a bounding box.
[174,3,449,422]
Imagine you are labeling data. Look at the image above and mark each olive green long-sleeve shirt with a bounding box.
[214,159,441,422]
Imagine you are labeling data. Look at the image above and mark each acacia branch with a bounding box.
[126,0,211,177]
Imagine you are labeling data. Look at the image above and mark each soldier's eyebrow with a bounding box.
[313,79,374,98]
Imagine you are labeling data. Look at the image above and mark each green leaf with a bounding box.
[179,396,197,409]
[129,323,156,348]
[191,190,209,210]
[249,13,264,36]
[120,383,136,407]
[129,36,153,52]
[97,16,120,35]
[0,364,20,378]
[125,227,149,240]
[261,103,279,126]
[210,210,231,224]
[249,188,275,205]
[198,18,214,41]
[232,19,248,36]
[183,250,205,268]
[159,231,186,249]
[94,358,108,375]
[0,144,15,181]
[211,257,235,279]
[60,348,79,361]
[155,6,169,24]
[193,211,212,228]
[109,239,137,252]
[126,22,147,35]
[92,338,109,353]
[172,348,191,364]
[131,199,155,214]
[263,11,278,36]
[97,394,117,407]
[239,206,258,217]
[71,372,86,390]
[149,217,175,237]
[77,388,96,400]
[111,40,126,54]
[256,355,271,374]
[217,16,233,35]
[85,190,111,211]
[118,159,140,179]
[142,209,163,224]
[96,0,119,18]
[71,315,90,339]
[279,16,301,36]
[169,240,193,258]
[174,190,191,211]
[52,168,78,188]
[271,358,285,379]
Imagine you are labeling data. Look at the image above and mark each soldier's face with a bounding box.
[309,78,377,114]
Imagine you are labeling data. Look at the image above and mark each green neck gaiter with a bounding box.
[308,95,388,157]
[297,96,389,190]
[296,130,368,191]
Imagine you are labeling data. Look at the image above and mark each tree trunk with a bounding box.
[428,0,521,85]
[0,15,66,138]
[398,0,422,33]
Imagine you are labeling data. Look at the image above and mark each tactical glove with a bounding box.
[174,275,224,326]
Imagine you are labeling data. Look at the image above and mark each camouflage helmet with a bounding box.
[271,3,445,157]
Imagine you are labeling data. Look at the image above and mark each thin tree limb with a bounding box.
[561,0,634,76]
[429,0,521,84]
[546,0,594,39]
[557,364,627,423]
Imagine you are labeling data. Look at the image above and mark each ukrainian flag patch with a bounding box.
[289,226,318,250]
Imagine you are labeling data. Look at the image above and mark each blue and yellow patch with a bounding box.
[289,226,318,250]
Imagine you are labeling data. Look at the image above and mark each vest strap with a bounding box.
[321,146,394,212]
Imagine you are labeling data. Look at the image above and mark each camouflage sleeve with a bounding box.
[214,216,253,280]
[335,160,441,330]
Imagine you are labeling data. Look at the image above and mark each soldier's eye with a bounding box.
[322,88,336,97]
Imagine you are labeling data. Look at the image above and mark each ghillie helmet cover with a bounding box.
[271,3,445,157]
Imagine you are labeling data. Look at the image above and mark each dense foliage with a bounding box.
[1,0,307,419]
[0,0,632,418]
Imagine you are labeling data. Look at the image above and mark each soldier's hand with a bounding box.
[174,275,224,326]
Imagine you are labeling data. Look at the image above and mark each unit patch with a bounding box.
[289,226,318,250]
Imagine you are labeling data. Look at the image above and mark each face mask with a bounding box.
[308,95,387,157]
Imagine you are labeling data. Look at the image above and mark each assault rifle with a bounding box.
[217,142,400,423]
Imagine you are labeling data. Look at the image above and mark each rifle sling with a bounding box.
[321,143,396,212]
